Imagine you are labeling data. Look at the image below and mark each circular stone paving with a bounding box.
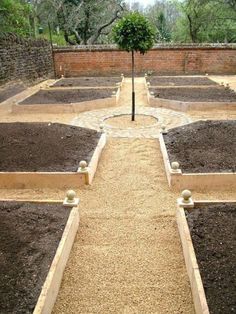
[71,106,192,138]
[104,114,158,129]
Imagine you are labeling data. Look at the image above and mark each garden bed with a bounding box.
[52,76,123,87]
[19,88,117,104]
[177,200,236,314]
[12,88,120,113]
[159,120,236,189]
[0,82,26,103]
[148,86,236,111]
[0,200,79,314]
[150,86,236,102]
[146,76,217,86]
[0,122,106,188]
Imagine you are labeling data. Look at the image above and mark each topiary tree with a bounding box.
[113,12,156,121]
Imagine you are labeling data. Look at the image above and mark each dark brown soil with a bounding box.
[53,77,121,87]
[147,76,217,86]
[186,203,236,314]
[0,82,26,102]
[164,120,236,173]
[0,201,71,314]
[20,88,117,105]
[150,86,236,102]
[0,122,101,172]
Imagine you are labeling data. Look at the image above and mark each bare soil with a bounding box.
[0,82,26,102]
[20,89,116,105]
[164,120,236,173]
[147,76,217,86]
[186,203,236,314]
[150,86,236,102]
[53,77,121,87]
[0,201,71,314]
[0,122,101,172]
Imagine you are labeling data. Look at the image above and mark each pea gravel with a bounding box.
[0,76,235,313]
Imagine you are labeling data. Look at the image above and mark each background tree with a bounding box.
[113,12,156,121]
[0,0,31,36]
[145,0,180,42]
[35,0,126,45]
[173,0,236,43]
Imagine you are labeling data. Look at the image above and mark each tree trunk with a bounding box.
[131,50,135,121]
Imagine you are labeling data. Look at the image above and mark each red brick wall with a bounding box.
[53,44,236,77]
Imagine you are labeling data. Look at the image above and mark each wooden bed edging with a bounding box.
[48,74,125,89]
[148,89,236,111]
[159,133,236,190]
[176,199,236,314]
[87,132,106,184]
[0,198,79,314]
[0,133,106,189]
[34,203,79,314]
[11,88,120,114]
[176,203,209,314]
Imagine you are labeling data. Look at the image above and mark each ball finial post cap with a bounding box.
[178,189,194,208]
[79,160,87,169]
[181,189,192,202]
[99,124,105,132]
[63,189,79,207]
[171,161,180,171]
[66,190,76,202]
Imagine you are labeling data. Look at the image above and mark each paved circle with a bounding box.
[72,106,192,138]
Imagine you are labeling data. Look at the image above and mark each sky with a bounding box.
[126,0,156,8]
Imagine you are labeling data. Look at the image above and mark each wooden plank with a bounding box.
[176,205,210,314]
[33,204,80,314]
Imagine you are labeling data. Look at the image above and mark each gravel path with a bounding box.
[0,76,235,313]
[52,138,195,313]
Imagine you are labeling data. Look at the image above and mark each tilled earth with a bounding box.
[150,86,236,102]
[186,203,236,314]
[20,89,117,104]
[0,122,101,171]
[53,77,122,87]
[0,201,71,314]
[164,120,236,173]
[147,76,217,86]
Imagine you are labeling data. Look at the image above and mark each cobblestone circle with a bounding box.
[72,106,192,138]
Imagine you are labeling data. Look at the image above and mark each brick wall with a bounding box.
[54,44,236,77]
[0,33,53,86]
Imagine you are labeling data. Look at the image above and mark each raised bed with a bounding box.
[148,86,236,111]
[159,120,236,190]
[0,122,106,189]
[177,196,236,314]
[145,75,217,87]
[0,197,79,314]
[50,75,124,88]
[0,82,26,103]
[12,88,120,114]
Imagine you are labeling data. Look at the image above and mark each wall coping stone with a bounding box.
[54,43,236,52]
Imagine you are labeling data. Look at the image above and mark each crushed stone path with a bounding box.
[53,138,194,314]
[53,78,195,313]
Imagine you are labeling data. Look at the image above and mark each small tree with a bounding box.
[113,12,156,121]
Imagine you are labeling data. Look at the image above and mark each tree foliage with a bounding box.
[1,0,236,44]
[35,0,126,45]
[172,0,236,43]
[112,11,156,54]
[0,0,31,36]
[113,12,156,121]
[145,0,179,42]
